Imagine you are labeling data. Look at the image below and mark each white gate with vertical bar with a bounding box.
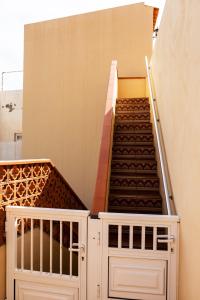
[6,206,89,300]
[6,206,179,300]
[98,212,179,300]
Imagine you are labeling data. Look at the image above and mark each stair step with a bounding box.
[111,170,157,177]
[113,141,154,146]
[111,159,157,174]
[112,155,155,161]
[112,145,155,156]
[116,103,150,113]
[113,132,153,143]
[108,194,162,214]
[117,98,149,105]
[110,175,160,190]
[115,112,150,122]
[115,121,152,132]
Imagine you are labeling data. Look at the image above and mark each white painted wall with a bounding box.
[0,90,22,160]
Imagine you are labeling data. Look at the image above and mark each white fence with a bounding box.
[98,213,179,300]
[6,206,179,300]
[6,206,89,300]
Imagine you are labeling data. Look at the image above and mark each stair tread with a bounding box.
[116,108,150,113]
[115,130,153,134]
[113,141,154,146]
[110,186,160,192]
[111,159,157,163]
[113,144,155,148]
[109,193,161,199]
[110,174,159,179]
[112,155,156,160]
[111,170,157,176]
[117,98,149,104]
[114,132,153,135]
[115,110,150,115]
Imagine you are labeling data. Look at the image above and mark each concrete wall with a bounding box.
[23,4,153,209]
[0,90,22,160]
[151,0,200,298]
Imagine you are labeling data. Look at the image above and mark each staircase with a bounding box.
[108,97,162,214]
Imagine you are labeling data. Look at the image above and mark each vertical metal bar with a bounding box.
[30,219,33,271]
[50,220,53,273]
[60,221,63,275]
[21,218,24,270]
[118,225,122,248]
[142,226,145,250]
[70,222,72,276]
[15,218,18,270]
[78,221,80,277]
[40,219,43,272]
[153,226,157,251]
[129,226,133,249]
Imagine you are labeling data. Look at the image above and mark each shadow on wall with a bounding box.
[17,228,78,276]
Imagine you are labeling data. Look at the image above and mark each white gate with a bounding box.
[6,206,89,300]
[6,207,179,300]
[87,213,179,300]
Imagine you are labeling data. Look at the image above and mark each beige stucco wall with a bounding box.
[118,78,146,98]
[23,4,153,209]
[151,0,200,298]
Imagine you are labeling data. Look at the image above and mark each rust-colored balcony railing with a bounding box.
[0,159,86,246]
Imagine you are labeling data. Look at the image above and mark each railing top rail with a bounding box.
[6,205,90,218]
[99,212,179,223]
[145,56,176,216]
[0,158,53,166]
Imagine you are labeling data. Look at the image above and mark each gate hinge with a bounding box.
[97,284,101,298]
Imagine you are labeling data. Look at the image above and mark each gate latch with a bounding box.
[69,243,86,261]
[157,235,175,243]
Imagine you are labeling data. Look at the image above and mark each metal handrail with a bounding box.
[145,56,175,216]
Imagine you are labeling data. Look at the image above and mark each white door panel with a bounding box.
[109,257,166,300]
[16,280,78,300]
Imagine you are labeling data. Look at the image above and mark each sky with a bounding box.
[0,0,160,90]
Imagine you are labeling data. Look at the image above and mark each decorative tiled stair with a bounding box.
[108,98,162,214]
